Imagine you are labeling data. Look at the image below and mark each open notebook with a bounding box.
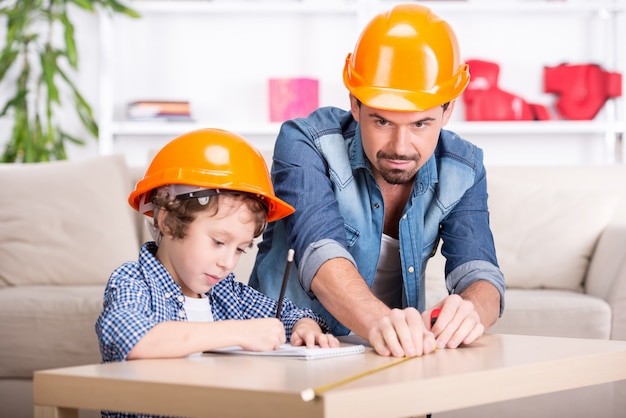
[206,343,366,361]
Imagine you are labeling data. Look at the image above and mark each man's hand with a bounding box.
[368,307,437,357]
[424,280,501,348]
[424,294,485,349]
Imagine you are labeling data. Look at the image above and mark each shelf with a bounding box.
[128,1,360,14]
[99,0,625,165]
[403,0,622,14]
[126,0,623,15]
[110,120,623,137]
[111,120,283,137]
[449,121,625,135]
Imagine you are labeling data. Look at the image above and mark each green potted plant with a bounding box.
[0,0,139,163]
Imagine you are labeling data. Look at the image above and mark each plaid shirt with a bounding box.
[96,242,328,418]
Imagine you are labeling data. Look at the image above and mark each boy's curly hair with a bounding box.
[151,188,268,240]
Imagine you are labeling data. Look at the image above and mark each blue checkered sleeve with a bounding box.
[210,278,329,340]
[96,248,183,363]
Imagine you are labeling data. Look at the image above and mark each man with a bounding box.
[250,4,505,357]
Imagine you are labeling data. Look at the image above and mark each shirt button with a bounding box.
[402,214,407,220]
[177,295,184,302]
[164,292,171,298]
[374,203,380,209]
[408,266,414,273]
[178,311,185,318]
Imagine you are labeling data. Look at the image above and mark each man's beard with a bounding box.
[376,152,420,185]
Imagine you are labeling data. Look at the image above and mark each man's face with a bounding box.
[350,96,454,185]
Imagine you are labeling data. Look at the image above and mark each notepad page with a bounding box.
[207,343,366,360]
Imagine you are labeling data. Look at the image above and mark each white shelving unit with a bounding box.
[98,0,625,166]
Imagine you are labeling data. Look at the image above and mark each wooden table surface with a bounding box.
[34,333,626,418]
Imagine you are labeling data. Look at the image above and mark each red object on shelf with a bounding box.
[544,63,622,120]
[462,59,551,121]
[268,78,319,122]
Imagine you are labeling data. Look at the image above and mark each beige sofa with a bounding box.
[0,155,147,418]
[427,164,626,341]
[0,154,625,418]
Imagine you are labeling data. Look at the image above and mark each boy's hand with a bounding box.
[236,318,286,352]
[291,318,340,348]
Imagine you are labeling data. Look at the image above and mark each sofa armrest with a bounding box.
[585,209,626,340]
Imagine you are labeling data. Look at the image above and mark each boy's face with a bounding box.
[157,195,257,297]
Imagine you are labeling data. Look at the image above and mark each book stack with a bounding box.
[127,100,192,121]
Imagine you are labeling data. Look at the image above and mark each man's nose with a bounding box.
[389,127,410,153]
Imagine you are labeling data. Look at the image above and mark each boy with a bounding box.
[96,128,338,364]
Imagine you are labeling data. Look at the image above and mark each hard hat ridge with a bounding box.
[343,3,470,111]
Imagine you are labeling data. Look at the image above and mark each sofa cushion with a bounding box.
[0,154,139,287]
[488,288,612,339]
[486,166,623,292]
[425,275,611,340]
[0,286,103,378]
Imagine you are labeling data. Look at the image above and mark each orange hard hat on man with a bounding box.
[128,128,295,223]
[343,4,470,112]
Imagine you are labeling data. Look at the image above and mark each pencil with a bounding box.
[275,248,295,319]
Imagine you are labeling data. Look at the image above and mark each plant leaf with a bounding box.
[68,0,95,13]
[103,0,141,18]
[60,13,78,68]
[56,64,99,136]
[0,47,20,81]
[40,47,60,104]
[0,90,27,117]
[0,0,141,163]
[62,130,87,146]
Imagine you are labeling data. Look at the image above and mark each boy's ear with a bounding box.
[156,208,173,238]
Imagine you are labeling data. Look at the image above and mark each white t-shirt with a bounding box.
[184,295,214,322]
[371,233,403,308]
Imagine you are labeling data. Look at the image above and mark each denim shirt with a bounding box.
[250,106,505,335]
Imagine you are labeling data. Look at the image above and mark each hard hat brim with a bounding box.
[344,60,470,112]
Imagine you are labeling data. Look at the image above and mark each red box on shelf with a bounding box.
[268,78,319,122]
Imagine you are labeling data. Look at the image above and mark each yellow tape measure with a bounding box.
[300,355,417,401]
[302,310,442,401]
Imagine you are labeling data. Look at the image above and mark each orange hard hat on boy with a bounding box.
[343,3,470,112]
[128,128,295,223]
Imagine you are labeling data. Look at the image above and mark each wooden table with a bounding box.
[33,334,626,418]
